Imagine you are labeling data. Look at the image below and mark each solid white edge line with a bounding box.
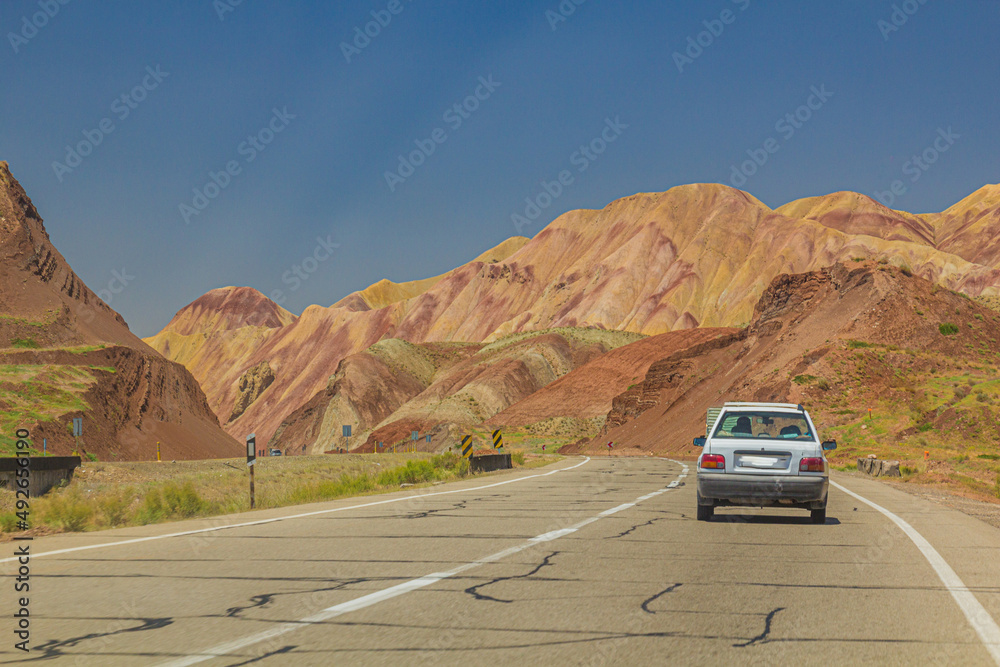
[832,480,1000,665]
[0,457,592,565]
[159,458,688,666]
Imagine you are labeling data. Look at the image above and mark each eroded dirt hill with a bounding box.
[584,261,1000,465]
[147,183,1000,446]
[0,162,239,459]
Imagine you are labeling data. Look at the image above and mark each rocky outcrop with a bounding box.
[857,457,901,477]
[229,361,276,422]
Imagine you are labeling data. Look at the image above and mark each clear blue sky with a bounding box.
[2,1,998,336]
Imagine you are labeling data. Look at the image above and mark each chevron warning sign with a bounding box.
[492,429,503,449]
[461,435,473,459]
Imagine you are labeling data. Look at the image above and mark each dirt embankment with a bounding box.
[14,346,239,460]
[488,327,738,426]
[0,162,241,460]
[584,261,1000,464]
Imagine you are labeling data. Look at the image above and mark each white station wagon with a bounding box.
[694,402,837,524]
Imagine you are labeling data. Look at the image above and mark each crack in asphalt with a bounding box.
[465,551,562,603]
[403,499,470,520]
[224,579,371,618]
[607,517,667,539]
[732,607,785,647]
[226,645,297,665]
[640,583,682,614]
[29,617,174,661]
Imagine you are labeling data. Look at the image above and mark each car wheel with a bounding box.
[696,497,714,522]
[810,507,826,524]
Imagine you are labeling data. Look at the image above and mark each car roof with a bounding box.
[721,402,806,412]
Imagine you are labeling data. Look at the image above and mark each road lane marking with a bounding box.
[832,480,1000,665]
[0,457,592,565]
[159,460,690,666]
[599,502,637,516]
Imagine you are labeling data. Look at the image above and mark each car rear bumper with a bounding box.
[698,472,828,507]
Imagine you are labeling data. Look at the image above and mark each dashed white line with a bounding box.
[159,460,688,665]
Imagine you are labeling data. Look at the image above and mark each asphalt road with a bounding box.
[2,456,1000,665]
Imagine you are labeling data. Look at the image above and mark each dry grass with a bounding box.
[0,452,475,536]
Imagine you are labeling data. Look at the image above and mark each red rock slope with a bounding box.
[0,161,239,460]
[148,183,1000,446]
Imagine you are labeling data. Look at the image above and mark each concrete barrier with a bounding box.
[0,456,82,496]
[470,453,512,473]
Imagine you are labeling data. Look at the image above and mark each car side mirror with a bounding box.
[822,440,837,451]
[693,437,706,447]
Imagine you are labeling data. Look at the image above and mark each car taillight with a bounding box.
[701,454,725,470]
[799,457,824,472]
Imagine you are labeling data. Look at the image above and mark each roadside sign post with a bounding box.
[72,417,82,455]
[607,441,613,456]
[43,438,46,455]
[342,425,351,453]
[426,434,431,445]
[461,435,473,459]
[411,430,418,454]
[156,441,161,462]
[492,429,503,451]
[246,434,256,509]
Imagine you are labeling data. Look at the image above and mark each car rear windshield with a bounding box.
[712,411,814,441]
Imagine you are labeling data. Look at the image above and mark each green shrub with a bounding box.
[135,491,166,525]
[847,340,871,349]
[511,451,526,466]
[917,422,935,433]
[41,490,94,531]
[0,512,18,533]
[162,482,206,518]
[792,374,817,385]
[939,322,960,336]
[11,338,40,349]
[816,379,830,391]
[98,491,133,527]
